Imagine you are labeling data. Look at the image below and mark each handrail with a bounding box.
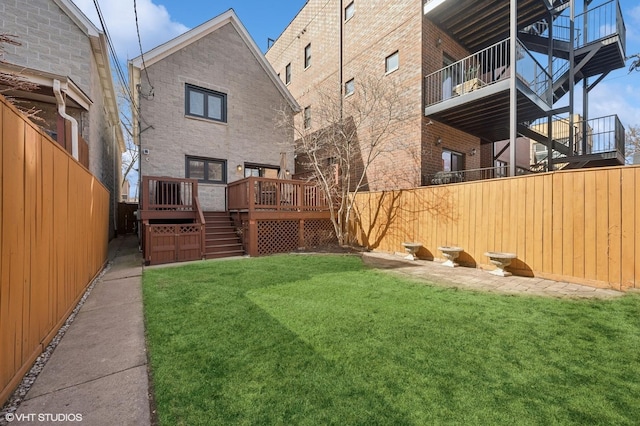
[227,177,330,212]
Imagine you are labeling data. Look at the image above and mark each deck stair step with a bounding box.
[202,211,244,259]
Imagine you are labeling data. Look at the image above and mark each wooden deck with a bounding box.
[228,177,334,256]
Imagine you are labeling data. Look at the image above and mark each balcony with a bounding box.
[424,38,552,141]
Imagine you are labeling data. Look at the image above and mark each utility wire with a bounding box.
[133,0,154,97]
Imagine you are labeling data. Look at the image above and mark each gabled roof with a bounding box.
[52,0,100,38]
[129,9,300,112]
[52,0,125,152]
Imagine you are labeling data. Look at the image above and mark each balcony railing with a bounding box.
[423,166,533,186]
[529,114,624,156]
[424,38,552,108]
[227,177,330,212]
[537,0,624,51]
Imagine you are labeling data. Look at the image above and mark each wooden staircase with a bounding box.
[203,211,244,259]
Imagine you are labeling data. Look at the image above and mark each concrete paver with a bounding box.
[361,251,624,299]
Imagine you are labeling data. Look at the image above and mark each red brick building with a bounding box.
[266,0,627,189]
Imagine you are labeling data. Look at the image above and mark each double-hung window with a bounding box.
[185,84,226,123]
[186,156,226,184]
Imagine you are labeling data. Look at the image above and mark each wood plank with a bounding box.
[572,172,585,279]
[531,176,544,272]
[22,124,37,363]
[524,176,536,271]
[516,177,527,269]
[2,106,25,384]
[620,168,635,289]
[594,170,609,283]
[583,171,597,281]
[542,173,553,272]
[551,172,564,276]
[562,172,574,277]
[607,169,622,289]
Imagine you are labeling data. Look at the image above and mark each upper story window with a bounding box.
[345,2,355,21]
[385,51,399,74]
[186,155,226,184]
[185,84,226,123]
[345,78,355,96]
[304,106,311,129]
[304,43,311,69]
[285,63,292,84]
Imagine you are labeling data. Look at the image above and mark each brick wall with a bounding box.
[138,22,295,211]
[1,0,93,94]
[267,0,483,190]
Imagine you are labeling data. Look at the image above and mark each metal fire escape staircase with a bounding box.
[423,0,627,171]
[518,0,627,168]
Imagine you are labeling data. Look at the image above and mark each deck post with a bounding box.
[299,219,305,249]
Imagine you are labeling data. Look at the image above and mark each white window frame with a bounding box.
[345,2,355,21]
[345,78,355,96]
[385,51,399,74]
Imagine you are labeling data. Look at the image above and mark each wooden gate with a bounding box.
[117,202,138,234]
[145,223,204,265]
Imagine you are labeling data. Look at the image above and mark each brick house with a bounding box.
[266,0,626,189]
[0,0,125,237]
[129,9,300,212]
[128,9,331,264]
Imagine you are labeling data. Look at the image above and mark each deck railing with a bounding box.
[141,176,198,212]
[424,38,552,108]
[228,177,329,212]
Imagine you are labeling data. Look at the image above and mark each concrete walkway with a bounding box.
[12,235,150,426]
[361,251,624,299]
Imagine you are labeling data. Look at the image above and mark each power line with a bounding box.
[133,0,154,97]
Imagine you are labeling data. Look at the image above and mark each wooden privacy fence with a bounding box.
[0,96,109,405]
[352,165,640,291]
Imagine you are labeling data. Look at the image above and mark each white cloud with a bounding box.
[72,0,188,60]
[588,81,640,127]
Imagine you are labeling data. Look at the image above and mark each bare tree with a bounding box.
[113,80,139,197]
[0,34,41,119]
[277,74,418,246]
[625,124,640,164]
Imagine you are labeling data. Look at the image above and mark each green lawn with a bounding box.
[142,254,640,425]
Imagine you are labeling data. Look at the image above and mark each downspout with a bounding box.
[53,79,79,160]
